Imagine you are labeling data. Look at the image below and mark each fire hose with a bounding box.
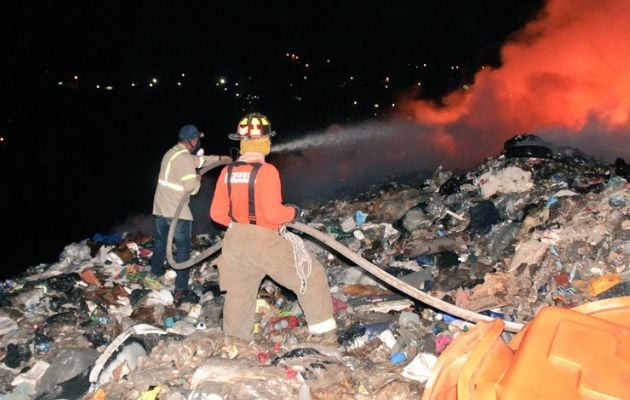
[166,160,524,333]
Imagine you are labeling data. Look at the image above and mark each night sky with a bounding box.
[1,1,550,276]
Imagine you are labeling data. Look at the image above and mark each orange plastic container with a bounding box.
[422,297,630,400]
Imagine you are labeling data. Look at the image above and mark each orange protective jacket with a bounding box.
[210,160,296,230]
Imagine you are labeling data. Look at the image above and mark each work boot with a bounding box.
[173,289,199,307]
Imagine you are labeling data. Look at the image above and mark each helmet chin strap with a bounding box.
[187,139,203,155]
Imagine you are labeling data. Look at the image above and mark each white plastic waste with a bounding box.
[479,167,533,199]
[401,352,438,383]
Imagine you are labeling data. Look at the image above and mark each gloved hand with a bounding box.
[286,203,305,223]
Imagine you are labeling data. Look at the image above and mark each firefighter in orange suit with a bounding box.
[210,113,336,341]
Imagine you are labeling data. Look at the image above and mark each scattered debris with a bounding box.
[0,135,627,398]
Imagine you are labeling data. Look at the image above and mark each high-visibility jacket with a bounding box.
[210,159,296,230]
[153,143,222,220]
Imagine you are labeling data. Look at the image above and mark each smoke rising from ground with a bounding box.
[273,121,453,202]
[113,0,630,231]
[398,0,630,165]
[277,0,630,202]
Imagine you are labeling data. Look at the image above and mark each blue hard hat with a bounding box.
[178,124,204,141]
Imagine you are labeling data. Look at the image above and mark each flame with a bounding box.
[398,0,630,167]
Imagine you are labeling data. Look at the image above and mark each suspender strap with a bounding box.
[226,162,262,224]
[247,163,262,224]
[226,163,236,222]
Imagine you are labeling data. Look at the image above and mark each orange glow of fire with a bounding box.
[398,0,630,168]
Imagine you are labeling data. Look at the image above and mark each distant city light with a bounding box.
[42,52,456,114]
[0,137,5,142]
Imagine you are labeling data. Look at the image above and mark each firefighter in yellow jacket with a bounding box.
[210,113,337,341]
[152,124,227,294]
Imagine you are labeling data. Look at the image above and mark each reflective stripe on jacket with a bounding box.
[153,143,220,220]
[210,160,296,230]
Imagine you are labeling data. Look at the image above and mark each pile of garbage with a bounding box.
[0,135,628,399]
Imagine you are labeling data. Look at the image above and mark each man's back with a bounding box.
[210,159,295,230]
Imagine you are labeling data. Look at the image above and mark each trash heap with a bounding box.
[0,135,628,400]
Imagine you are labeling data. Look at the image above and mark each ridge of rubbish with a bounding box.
[0,134,628,399]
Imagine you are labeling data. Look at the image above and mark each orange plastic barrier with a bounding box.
[422,297,630,400]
